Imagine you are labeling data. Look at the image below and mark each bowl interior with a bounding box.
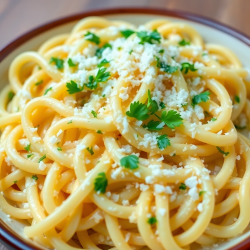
[1,11,250,250]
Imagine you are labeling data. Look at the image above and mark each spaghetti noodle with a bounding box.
[1,16,250,250]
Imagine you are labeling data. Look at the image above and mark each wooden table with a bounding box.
[0,0,249,249]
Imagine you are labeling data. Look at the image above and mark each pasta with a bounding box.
[1,16,250,250]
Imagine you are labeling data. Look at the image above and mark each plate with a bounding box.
[0,7,250,250]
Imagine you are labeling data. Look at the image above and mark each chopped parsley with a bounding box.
[160,110,183,129]
[66,80,83,94]
[143,120,163,131]
[85,67,110,90]
[129,50,133,55]
[8,91,14,101]
[202,52,208,57]
[97,130,103,134]
[181,62,197,74]
[27,154,34,158]
[178,39,190,46]
[147,90,159,115]
[86,146,94,155]
[136,29,161,44]
[95,43,112,58]
[32,175,38,181]
[24,143,31,152]
[158,49,164,54]
[211,117,217,122]
[84,31,100,44]
[117,47,122,51]
[44,87,52,95]
[192,91,210,106]
[199,191,206,196]
[126,101,149,120]
[216,146,229,156]
[147,216,157,225]
[67,58,77,67]
[120,155,139,170]
[120,29,135,38]
[57,147,62,151]
[50,57,64,69]
[179,183,186,190]
[159,102,166,109]
[67,120,73,124]
[94,172,108,193]
[157,134,171,150]
[234,95,240,103]
[156,57,178,73]
[38,155,46,163]
[91,110,97,118]
[14,180,17,184]
[35,80,43,86]
[97,59,110,68]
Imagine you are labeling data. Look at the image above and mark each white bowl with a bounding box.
[0,7,250,250]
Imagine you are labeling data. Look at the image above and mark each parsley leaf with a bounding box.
[38,154,46,163]
[192,91,210,106]
[157,134,171,150]
[120,29,135,38]
[95,67,110,83]
[136,29,161,44]
[67,120,73,124]
[147,90,159,114]
[95,43,112,58]
[35,80,43,86]
[94,172,108,193]
[44,87,52,95]
[97,59,109,68]
[158,49,164,54]
[27,154,34,158]
[160,110,183,129]
[14,180,17,184]
[178,39,190,46]
[126,101,149,120]
[234,95,240,103]
[91,110,97,118]
[216,146,229,156]
[66,80,83,94]
[50,57,64,69]
[181,62,197,74]
[156,57,178,73]
[120,155,139,170]
[86,146,94,155]
[142,120,163,131]
[84,31,100,44]
[24,143,31,152]
[97,130,102,134]
[159,102,166,109]
[8,91,14,101]
[57,147,62,151]
[85,68,110,90]
[199,191,206,196]
[67,58,77,67]
[147,216,157,225]
[179,183,186,190]
[32,175,38,181]
[129,50,133,55]
[211,117,217,122]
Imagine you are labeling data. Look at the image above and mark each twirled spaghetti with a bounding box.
[1,16,250,250]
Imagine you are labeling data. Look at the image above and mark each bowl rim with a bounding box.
[1,6,250,250]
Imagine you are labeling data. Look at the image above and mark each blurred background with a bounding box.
[0,0,250,50]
